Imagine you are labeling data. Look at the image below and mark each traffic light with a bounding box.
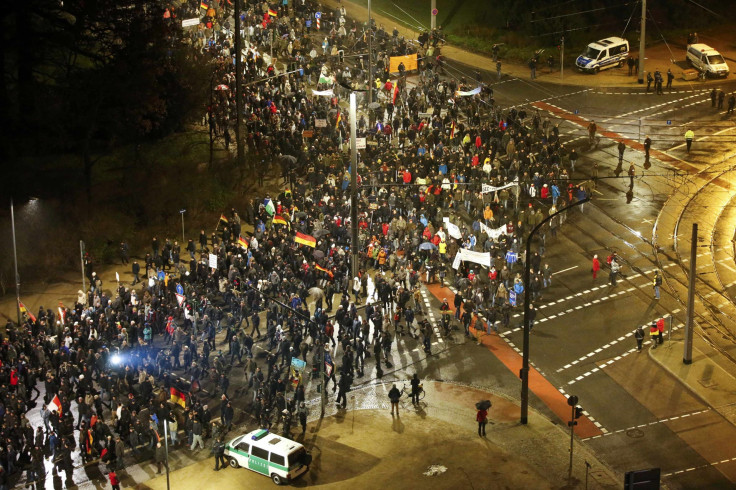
[575,407,584,419]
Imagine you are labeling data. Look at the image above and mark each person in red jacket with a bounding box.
[108,470,120,490]
[656,317,665,344]
[476,407,488,436]
[592,254,601,280]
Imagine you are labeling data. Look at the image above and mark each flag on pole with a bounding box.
[48,394,62,415]
[268,8,278,17]
[170,387,187,408]
[294,232,317,248]
[450,121,456,139]
[317,74,334,85]
[272,215,289,228]
[18,300,37,323]
[238,235,249,249]
[335,111,342,129]
[314,264,334,279]
[58,302,66,325]
[392,83,399,104]
[219,214,229,225]
[265,199,275,216]
[200,0,208,9]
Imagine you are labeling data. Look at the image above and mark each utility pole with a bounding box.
[349,93,359,282]
[431,0,436,30]
[234,0,244,166]
[637,0,646,84]
[80,240,87,294]
[10,199,21,325]
[367,0,373,103]
[684,223,696,364]
[521,198,588,423]
[163,420,171,490]
[560,36,564,81]
[567,395,581,481]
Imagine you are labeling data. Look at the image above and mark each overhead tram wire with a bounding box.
[645,8,697,92]
[619,0,640,38]
[529,2,635,23]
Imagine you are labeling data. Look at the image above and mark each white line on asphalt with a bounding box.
[581,408,711,441]
[553,265,579,276]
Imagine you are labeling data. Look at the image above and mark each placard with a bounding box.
[209,253,217,269]
[315,119,327,127]
[182,18,200,27]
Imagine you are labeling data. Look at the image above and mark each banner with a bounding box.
[290,357,307,387]
[312,89,334,97]
[182,17,200,27]
[455,87,482,97]
[479,222,508,240]
[209,253,218,269]
[389,53,418,73]
[452,248,491,270]
[481,182,517,194]
[446,222,462,240]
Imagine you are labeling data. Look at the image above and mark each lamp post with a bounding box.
[521,198,588,424]
[179,209,186,244]
[367,0,373,103]
[10,199,21,325]
[349,93,359,282]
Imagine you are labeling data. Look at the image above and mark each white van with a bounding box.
[576,37,629,73]
[686,43,729,78]
[225,429,311,485]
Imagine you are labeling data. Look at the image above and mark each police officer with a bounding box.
[635,325,645,352]
[684,128,694,153]
[213,437,226,471]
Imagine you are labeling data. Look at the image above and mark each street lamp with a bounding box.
[520,198,588,424]
[179,209,186,244]
[10,199,21,325]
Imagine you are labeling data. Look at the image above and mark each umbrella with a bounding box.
[313,250,325,259]
[476,400,492,410]
[313,229,330,238]
[368,102,381,110]
[457,278,470,289]
[418,242,437,251]
[215,84,230,91]
[308,287,324,298]
[280,154,298,165]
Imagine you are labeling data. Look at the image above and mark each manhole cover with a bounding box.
[626,428,645,438]
[423,465,447,476]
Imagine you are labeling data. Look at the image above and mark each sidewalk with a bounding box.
[649,339,736,426]
[136,380,619,489]
[324,0,736,89]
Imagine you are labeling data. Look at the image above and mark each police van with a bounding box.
[225,429,311,485]
[686,43,730,78]
[576,37,629,73]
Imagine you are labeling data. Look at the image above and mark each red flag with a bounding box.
[392,83,399,104]
[18,300,36,323]
[315,264,334,279]
[48,394,62,416]
[294,232,317,248]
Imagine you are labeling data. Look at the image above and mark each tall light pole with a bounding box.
[349,93,359,282]
[180,209,186,244]
[521,198,588,424]
[430,0,436,30]
[367,0,373,103]
[10,199,21,325]
[234,0,244,167]
[637,0,647,84]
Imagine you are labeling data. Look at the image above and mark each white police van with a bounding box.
[686,43,729,78]
[576,37,629,73]
[225,429,311,485]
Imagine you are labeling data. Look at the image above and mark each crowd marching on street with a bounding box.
[10,0,697,488]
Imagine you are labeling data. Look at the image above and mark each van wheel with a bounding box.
[594,67,600,74]
[271,473,283,485]
[618,60,624,68]
[229,458,239,469]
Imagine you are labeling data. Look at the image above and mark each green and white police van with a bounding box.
[225,429,311,485]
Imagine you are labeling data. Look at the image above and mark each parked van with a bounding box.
[225,429,311,485]
[576,37,629,73]
[686,43,729,78]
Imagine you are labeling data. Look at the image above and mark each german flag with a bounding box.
[170,387,187,408]
[268,7,278,17]
[392,83,399,104]
[450,121,456,139]
[315,264,334,279]
[335,111,342,129]
[294,232,316,248]
[219,214,229,225]
[19,300,36,323]
[200,0,208,9]
[238,235,249,250]
[272,215,289,228]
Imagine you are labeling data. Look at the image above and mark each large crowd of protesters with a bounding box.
[0,0,590,488]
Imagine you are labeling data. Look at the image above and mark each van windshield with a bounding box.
[707,54,725,65]
[584,47,601,59]
[288,448,306,467]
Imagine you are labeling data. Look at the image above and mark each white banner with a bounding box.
[479,222,508,240]
[481,182,517,194]
[209,253,218,269]
[452,249,491,270]
[446,222,462,239]
[314,119,327,127]
[455,86,482,97]
[181,18,200,28]
[311,89,334,97]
